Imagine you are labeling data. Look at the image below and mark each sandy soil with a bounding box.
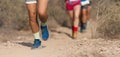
[0,21,120,57]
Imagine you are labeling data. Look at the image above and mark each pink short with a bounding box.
[66,0,81,11]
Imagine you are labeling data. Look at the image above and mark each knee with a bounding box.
[38,10,47,18]
[83,12,87,16]
[82,9,87,15]
[74,15,79,20]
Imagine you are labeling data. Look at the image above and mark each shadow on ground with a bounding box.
[18,42,33,48]
[18,42,47,49]
[50,29,73,39]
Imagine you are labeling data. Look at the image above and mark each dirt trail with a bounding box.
[0,20,120,57]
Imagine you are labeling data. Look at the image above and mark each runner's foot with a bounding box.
[33,39,41,48]
[41,25,49,41]
[80,23,87,33]
[72,31,78,39]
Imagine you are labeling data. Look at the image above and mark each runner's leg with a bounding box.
[82,8,87,24]
[26,4,38,33]
[38,0,49,40]
[26,3,41,48]
[73,5,80,38]
[87,5,91,21]
[68,11,74,26]
[80,6,88,32]
[74,5,80,27]
[38,0,48,23]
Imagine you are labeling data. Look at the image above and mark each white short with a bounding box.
[25,0,37,4]
[81,0,89,6]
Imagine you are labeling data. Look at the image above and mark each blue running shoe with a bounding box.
[41,25,49,41]
[80,23,87,33]
[33,39,41,48]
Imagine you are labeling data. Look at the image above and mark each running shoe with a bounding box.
[72,31,78,39]
[33,39,41,48]
[80,23,87,33]
[41,25,49,41]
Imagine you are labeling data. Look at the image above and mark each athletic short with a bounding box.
[81,0,89,6]
[88,1,92,6]
[66,0,81,11]
[81,4,88,9]
[25,0,37,4]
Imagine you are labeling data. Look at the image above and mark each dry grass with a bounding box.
[48,0,71,27]
[0,0,120,38]
[0,0,71,30]
[93,0,120,38]
[0,0,29,30]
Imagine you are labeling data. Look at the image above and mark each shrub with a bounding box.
[95,0,120,38]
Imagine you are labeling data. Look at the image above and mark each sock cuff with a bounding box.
[41,22,47,26]
[33,32,40,39]
[72,26,78,32]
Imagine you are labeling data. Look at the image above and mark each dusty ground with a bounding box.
[0,20,120,57]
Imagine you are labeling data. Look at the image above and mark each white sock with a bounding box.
[33,32,40,39]
[41,22,47,26]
